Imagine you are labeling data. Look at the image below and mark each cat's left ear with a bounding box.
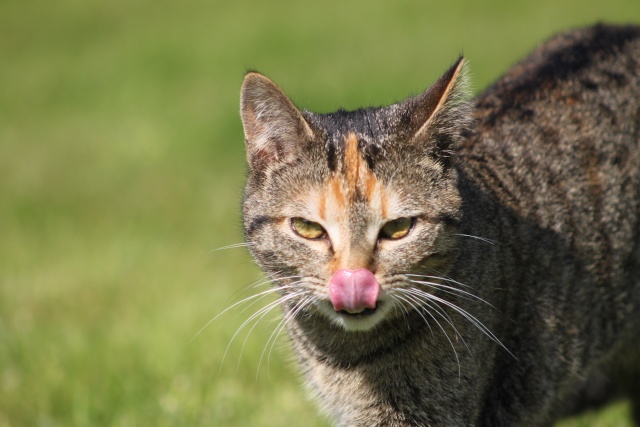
[240,72,315,171]
[403,57,472,160]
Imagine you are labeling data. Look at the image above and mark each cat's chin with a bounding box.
[315,299,392,332]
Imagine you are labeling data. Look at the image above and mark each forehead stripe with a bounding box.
[343,132,361,195]
[321,132,383,205]
[317,193,327,220]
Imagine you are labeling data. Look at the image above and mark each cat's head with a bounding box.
[240,58,472,332]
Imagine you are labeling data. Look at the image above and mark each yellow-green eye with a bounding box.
[380,217,414,240]
[291,217,326,240]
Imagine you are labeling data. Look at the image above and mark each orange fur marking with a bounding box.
[317,193,326,221]
[320,132,387,274]
[343,133,361,196]
[328,253,341,274]
[335,132,380,202]
[331,175,346,210]
[380,191,389,219]
[329,249,371,272]
[364,173,377,201]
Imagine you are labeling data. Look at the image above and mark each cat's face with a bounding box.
[241,59,470,332]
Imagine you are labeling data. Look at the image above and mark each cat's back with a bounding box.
[459,24,640,218]
[470,24,640,138]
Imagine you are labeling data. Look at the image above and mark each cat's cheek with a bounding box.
[276,228,335,275]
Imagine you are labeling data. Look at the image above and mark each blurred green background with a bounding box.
[1,0,638,426]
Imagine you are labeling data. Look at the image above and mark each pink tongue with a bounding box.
[329,268,380,313]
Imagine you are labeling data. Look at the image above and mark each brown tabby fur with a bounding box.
[238,24,640,426]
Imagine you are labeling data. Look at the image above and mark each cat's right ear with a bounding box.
[240,72,315,170]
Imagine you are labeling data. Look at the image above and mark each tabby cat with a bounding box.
[238,24,640,426]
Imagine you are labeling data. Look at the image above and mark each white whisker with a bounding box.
[407,278,496,309]
[224,271,289,305]
[237,281,305,318]
[388,294,413,329]
[220,298,284,370]
[258,295,313,380]
[221,291,305,372]
[408,279,476,303]
[192,283,301,342]
[406,273,474,290]
[404,289,474,360]
[398,291,461,379]
[455,233,497,245]
[392,292,435,339]
[409,273,515,324]
[251,274,304,290]
[406,288,513,358]
[210,242,255,252]
[389,294,410,318]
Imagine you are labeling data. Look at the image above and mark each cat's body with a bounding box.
[239,24,640,426]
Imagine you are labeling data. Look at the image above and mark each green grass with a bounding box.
[1,0,638,425]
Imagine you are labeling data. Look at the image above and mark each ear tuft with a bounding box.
[240,72,314,170]
[404,57,473,160]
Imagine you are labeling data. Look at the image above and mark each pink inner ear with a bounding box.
[329,269,380,314]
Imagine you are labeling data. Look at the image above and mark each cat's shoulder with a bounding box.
[470,24,640,132]
[487,24,639,96]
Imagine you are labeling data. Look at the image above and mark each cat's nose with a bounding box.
[329,268,380,314]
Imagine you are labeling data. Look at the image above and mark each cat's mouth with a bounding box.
[314,298,389,331]
[337,306,378,316]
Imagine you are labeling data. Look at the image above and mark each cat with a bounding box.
[238,24,640,426]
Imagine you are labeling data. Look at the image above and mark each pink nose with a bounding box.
[329,268,380,313]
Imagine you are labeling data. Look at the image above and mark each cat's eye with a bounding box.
[379,217,414,240]
[291,217,326,240]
